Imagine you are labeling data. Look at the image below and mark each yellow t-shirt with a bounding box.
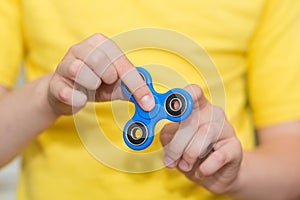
[1,0,300,199]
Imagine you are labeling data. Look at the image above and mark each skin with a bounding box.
[1,33,300,200]
[160,85,300,200]
[0,33,155,166]
[48,33,155,114]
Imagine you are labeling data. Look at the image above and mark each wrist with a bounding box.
[226,151,247,198]
[34,73,61,120]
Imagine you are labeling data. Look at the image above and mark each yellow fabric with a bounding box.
[0,0,299,199]
[0,0,23,87]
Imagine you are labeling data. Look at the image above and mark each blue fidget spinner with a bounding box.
[121,67,193,150]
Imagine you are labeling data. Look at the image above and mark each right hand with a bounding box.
[47,33,155,115]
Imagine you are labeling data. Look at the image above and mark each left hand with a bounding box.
[160,84,243,194]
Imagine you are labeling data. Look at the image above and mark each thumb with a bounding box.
[160,123,180,147]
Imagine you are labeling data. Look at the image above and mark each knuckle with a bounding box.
[56,62,63,72]
[114,56,131,73]
[200,123,211,133]
[199,123,221,142]
[166,143,183,160]
[86,33,106,46]
[183,150,198,163]
[58,87,70,102]
[188,84,203,102]
[213,151,227,166]
[109,71,118,83]
[88,48,107,68]
[193,84,203,98]
[212,106,225,117]
[209,186,228,195]
[48,80,56,93]
[227,124,235,135]
[93,32,106,40]
[211,106,226,122]
[69,43,80,53]
[49,75,60,90]
[235,138,242,149]
[96,49,107,59]
[67,63,77,78]
[102,69,118,84]
[231,139,243,157]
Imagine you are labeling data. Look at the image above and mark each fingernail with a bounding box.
[141,95,155,111]
[163,156,176,168]
[72,90,87,107]
[70,60,82,77]
[195,171,204,180]
[179,160,191,172]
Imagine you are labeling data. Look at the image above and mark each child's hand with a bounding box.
[47,33,155,115]
[160,84,242,194]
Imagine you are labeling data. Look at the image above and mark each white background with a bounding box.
[0,158,19,200]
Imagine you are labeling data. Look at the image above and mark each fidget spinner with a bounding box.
[121,67,193,150]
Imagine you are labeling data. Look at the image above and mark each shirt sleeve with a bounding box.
[247,0,300,127]
[0,0,23,88]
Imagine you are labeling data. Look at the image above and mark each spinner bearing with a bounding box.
[121,67,193,150]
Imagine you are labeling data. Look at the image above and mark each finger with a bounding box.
[95,80,128,101]
[184,84,226,123]
[74,44,118,84]
[49,75,87,107]
[184,84,209,110]
[81,36,118,83]
[69,34,118,84]
[115,58,155,111]
[178,123,217,172]
[160,123,180,146]
[95,35,155,111]
[163,111,199,158]
[197,138,242,177]
[100,65,118,84]
[159,123,180,168]
[72,33,155,111]
[163,84,228,169]
[162,85,206,166]
[180,114,233,173]
[57,57,101,90]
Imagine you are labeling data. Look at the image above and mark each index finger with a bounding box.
[162,85,211,164]
[96,36,155,111]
